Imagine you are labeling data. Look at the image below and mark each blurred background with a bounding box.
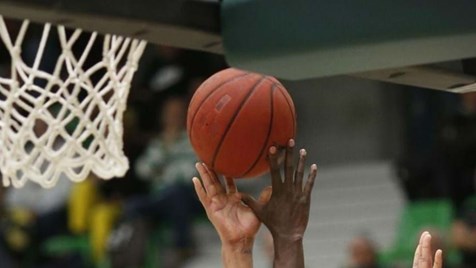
[1,19,476,268]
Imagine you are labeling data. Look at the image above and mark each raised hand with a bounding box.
[192,163,271,268]
[242,139,318,268]
[413,232,443,268]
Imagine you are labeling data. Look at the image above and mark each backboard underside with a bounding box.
[1,0,476,92]
[0,0,222,54]
[222,0,476,92]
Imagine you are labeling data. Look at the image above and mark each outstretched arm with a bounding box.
[193,163,271,268]
[242,139,317,268]
[413,231,443,268]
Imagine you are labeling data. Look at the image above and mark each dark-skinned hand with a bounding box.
[242,139,317,268]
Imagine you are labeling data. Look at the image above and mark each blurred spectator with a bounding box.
[114,95,202,267]
[97,108,150,200]
[130,45,225,132]
[4,120,73,237]
[437,92,476,214]
[134,95,197,192]
[395,155,446,201]
[396,90,476,213]
[1,176,73,265]
[0,120,74,266]
[66,174,123,264]
[345,235,380,268]
[395,88,459,201]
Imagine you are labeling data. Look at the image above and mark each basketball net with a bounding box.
[0,16,147,188]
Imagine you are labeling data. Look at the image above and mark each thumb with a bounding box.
[242,194,262,214]
[258,186,272,204]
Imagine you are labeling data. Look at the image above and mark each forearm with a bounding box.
[273,236,304,268]
[221,239,254,268]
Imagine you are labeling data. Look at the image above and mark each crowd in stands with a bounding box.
[345,89,476,268]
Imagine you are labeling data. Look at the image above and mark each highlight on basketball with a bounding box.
[0,1,471,267]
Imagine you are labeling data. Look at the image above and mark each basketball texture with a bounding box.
[187,68,296,178]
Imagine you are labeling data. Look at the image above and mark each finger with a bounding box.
[258,186,272,204]
[412,245,421,268]
[192,177,210,206]
[414,232,427,268]
[419,231,428,247]
[202,163,225,194]
[196,163,215,197]
[303,164,318,197]
[284,139,295,186]
[242,194,263,215]
[433,249,443,268]
[419,233,432,268]
[294,149,307,192]
[419,231,428,254]
[225,176,237,194]
[267,146,282,191]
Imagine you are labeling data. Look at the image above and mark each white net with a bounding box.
[0,16,147,188]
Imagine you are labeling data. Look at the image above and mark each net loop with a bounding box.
[0,16,147,188]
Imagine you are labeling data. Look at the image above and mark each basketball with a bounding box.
[187,68,296,178]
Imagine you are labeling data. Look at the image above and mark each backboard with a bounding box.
[0,0,222,53]
[1,0,476,91]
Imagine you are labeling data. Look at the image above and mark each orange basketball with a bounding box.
[187,68,296,178]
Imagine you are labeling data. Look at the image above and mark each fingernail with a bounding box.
[300,149,306,156]
[195,162,201,168]
[288,139,295,147]
[311,164,317,170]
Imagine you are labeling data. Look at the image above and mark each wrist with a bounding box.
[222,237,255,253]
[272,235,304,268]
[273,235,303,253]
[221,238,254,268]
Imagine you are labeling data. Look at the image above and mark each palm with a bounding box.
[242,143,317,241]
[208,193,260,242]
[193,163,271,244]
